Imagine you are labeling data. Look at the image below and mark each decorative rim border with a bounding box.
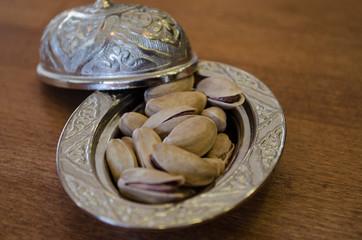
[56,60,286,229]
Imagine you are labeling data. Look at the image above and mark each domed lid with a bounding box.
[37,0,198,90]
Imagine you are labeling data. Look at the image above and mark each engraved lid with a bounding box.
[37,0,198,90]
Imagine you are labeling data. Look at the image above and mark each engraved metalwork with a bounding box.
[37,1,197,90]
[57,60,286,229]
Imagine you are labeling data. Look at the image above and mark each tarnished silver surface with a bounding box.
[37,0,197,90]
[56,60,286,229]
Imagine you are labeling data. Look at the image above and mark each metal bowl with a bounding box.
[37,0,197,90]
[56,60,286,229]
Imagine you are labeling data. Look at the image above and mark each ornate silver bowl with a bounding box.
[56,60,286,229]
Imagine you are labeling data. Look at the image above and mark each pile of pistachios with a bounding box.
[105,75,245,204]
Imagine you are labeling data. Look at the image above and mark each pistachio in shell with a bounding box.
[143,105,198,138]
[145,91,207,116]
[203,158,225,177]
[105,139,138,181]
[120,136,135,152]
[196,77,245,109]
[119,112,148,137]
[206,133,235,163]
[118,168,194,204]
[151,143,218,187]
[163,116,217,156]
[144,75,195,102]
[201,107,227,132]
[132,127,161,169]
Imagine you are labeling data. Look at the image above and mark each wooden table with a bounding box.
[1,0,361,239]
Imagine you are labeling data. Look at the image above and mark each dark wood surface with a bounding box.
[1,0,361,239]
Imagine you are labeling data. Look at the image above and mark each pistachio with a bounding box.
[145,91,207,116]
[151,143,218,186]
[201,107,227,132]
[163,116,217,156]
[120,136,135,152]
[143,105,198,138]
[118,168,194,204]
[105,139,138,181]
[144,75,195,102]
[132,127,161,169]
[196,77,245,109]
[203,158,225,177]
[206,133,235,163]
[119,112,148,136]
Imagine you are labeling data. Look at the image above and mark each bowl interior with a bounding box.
[93,79,254,202]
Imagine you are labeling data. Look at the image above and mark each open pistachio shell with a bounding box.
[151,143,218,187]
[206,133,235,163]
[153,115,196,139]
[145,91,207,116]
[144,75,195,102]
[143,105,198,138]
[105,139,138,181]
[118,168,194,204]
[201,107,227,132]
[132,127,162,169]
[196,77,245,109]
[119,168,185,186]
[163,116,217,156]
[118,183,195,204]
[118,112,148,137]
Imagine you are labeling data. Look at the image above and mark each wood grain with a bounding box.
[0,0,361,239]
